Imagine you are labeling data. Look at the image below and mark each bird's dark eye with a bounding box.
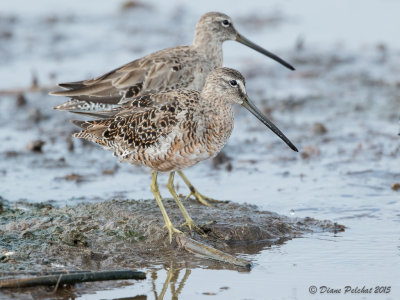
[222,20,230,27]
[230,80,237,87]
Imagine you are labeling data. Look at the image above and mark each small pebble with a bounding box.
[301,145,320,159]
[212,151,233,171]
[121,0,138,9]
[312,122,328,135]
[391,183,400,191]
[102,169,115,175]
[67,135,74,152]
[16,93,27,107]
[31,72,38,89]
[26,140,45,152]
[64,173,84,182]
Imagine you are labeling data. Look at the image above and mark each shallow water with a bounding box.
[0,0,399,299]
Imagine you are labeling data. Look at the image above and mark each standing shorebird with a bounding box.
[63,67,298,242]
[51,12,295,206]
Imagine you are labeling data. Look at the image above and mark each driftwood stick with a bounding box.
[176,235,252,268]
[0,270,88,277]
[0,270,146,288]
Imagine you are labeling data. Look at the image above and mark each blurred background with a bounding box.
[0,0,399,299]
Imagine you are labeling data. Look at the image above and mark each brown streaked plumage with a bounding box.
[62,67,298,242]
[51,11,295,206]
[51,12,294,111]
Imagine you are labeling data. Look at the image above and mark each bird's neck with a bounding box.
[199,92,234,151]
[200,89,232,114]
[192,33,223,66]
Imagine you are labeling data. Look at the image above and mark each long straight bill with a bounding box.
[242,96,298,152]
[236,33,295,71]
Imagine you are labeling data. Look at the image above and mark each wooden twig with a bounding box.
[176,235,252,268]
[0,270,146,288]
[53,273,63,292]
[0,270,87,277]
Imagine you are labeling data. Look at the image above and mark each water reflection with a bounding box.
[111,266,192,300]
[150,267,191,300]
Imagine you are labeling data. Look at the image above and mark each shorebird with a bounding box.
[63,67,298,242]
[51,12,295,206]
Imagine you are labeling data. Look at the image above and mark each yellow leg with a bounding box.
[176,269,191,295]
[150,171,182,243]
[167,172,196,231]
[158,266,174,300]
[177,170,218,207]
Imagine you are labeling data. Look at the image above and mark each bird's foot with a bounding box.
[185,190,220,207]
[180,219,196,232]
[164,223,183,243]
[177,171,221,206]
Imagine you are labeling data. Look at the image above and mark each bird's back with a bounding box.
[72,89,232,172]
[52,45,217,114]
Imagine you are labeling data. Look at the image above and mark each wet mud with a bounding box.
[0,198,344,272]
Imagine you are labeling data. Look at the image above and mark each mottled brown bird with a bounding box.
[63,68,298,242]
[51,11,295,206]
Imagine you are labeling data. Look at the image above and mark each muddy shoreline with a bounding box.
[0,198,344,272]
